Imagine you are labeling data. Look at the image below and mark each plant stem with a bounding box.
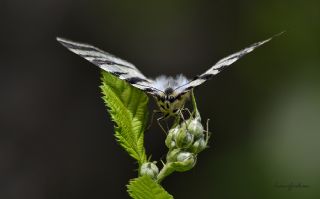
[156,163,174,183]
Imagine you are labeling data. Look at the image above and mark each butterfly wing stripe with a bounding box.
[125,77,149,84]
[207,38,272,73]
[57,37,157,93]
[57,37,137,69]
[91,58,134,69]
[60,41,98,52]
[175,33,282,93]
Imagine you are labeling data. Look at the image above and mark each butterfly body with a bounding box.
[57,33,281,117]
[155,93,189,118]
[149,75,190,118]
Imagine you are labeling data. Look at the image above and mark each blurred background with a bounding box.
[1,0,320,198]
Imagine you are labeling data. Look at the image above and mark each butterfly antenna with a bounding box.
[173,79,193,92]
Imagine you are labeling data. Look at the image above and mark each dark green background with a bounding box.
[1,0,320,198]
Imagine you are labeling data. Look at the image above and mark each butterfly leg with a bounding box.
[181,107,193,118]
[177,109,190,130]
[171,114,181,129]
[147,110,162,130]
[157,116,168,134]
[178,109,186,121]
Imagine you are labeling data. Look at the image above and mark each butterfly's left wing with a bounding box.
[57,37,158,94]
[175,33,282,94]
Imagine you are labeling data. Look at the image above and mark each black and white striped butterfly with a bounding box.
[57,34,280,119]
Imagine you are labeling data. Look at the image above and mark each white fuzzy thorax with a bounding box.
[151,75,189,92]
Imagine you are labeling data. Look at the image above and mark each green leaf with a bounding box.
[127,176,174,199]
[100,71,148,166]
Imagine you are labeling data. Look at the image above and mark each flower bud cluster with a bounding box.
[164,116,208,171]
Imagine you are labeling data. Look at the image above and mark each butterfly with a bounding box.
[57,33,281,120]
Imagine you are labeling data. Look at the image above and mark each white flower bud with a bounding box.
[180,119,191,129]
[189,136,207,153]
[165,126,180,149]
[176,128,194,149]
[174,151,197,172]
[140,162,159,180]
[187,118,204,138]
[176,151,192,162]
[170,141,176,148]
[166,148,181,162]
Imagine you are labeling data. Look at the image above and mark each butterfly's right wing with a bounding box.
[57,37,158,94]
[175,33,283,94]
